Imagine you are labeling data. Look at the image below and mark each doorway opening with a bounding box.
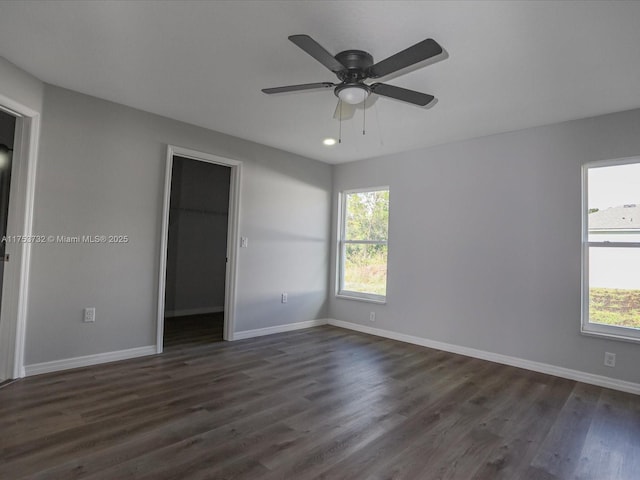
[157,146,241,352]
[164,156,230,348]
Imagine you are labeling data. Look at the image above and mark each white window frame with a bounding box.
[581,157,640,342]
[336,186,389,304]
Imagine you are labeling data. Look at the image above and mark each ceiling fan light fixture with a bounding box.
[336,85,370,105]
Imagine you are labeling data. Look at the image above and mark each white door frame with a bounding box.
[157,145,241,352]
[0,95,40,380]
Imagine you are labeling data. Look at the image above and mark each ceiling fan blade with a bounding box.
[370,83,434,106]
[333,100,356,120]
[288,35,346,73]
[367,39,443,79]
[262,82,335,94]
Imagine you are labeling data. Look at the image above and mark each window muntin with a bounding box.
[338,188,389,302]
[583,159,640,341]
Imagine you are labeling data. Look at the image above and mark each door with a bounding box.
[0,97,40,380]
[0,111,16,332]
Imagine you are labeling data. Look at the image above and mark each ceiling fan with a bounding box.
[262,34,444,119]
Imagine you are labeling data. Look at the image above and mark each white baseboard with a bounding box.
[328,319,640,396]
[164,306,224,318]
[24,345,157,376]
[233,318,329,340]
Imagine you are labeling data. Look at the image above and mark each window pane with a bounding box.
[343,243,387,296]
[588,163,640,242]
[589,247,640,329]
[345,190,389,241]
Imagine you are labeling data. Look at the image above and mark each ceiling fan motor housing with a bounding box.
[335,50,374,82]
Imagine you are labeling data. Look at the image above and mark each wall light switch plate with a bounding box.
[240,237,248,248]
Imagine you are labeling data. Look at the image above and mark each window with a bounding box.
[337,187,389,302]
[582,159,640,341]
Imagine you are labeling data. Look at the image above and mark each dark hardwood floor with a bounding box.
[163,312,224,348]
[1,325,639,479]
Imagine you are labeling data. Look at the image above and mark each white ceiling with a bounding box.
[1,1,640,164]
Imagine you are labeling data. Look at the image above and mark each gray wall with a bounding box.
[330,108,640,385]
[165,157,230,315]
[25,84,331,365]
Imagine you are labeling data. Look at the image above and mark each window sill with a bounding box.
[581,325,640,344]
[336,293,386,305]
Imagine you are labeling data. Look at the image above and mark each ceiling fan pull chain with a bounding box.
[339,100,343,143]
[363,97,366,136]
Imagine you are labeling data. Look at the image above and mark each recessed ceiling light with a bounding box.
[323,138,337,146]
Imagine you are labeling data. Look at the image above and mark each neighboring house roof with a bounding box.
[589,204,640,230]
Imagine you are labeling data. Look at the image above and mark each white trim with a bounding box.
[157,145,242,352]
[587,241,640,248]
[24,346,156,376]
[156,147,174,352]
[581,161,589,342]
[0,94,40,380]
[583,155,640,169]
[336,190,345,299]
[341,185,390,195]
[580,326,640,345]
[335,294,386,305]
[223,153,242,342]
[342,240,388,245]
[0,104,22,117]
[234,319,329,340]
[328,319,640,396]
[164,306,224,318]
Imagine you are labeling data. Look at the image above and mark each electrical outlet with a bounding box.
[370,312,376,322]
[281,292,288,304]
[83,307,96,323]
[240,237,248,248]
[604,352,616,367]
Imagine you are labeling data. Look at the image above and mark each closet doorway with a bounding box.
[157,146,241,351]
